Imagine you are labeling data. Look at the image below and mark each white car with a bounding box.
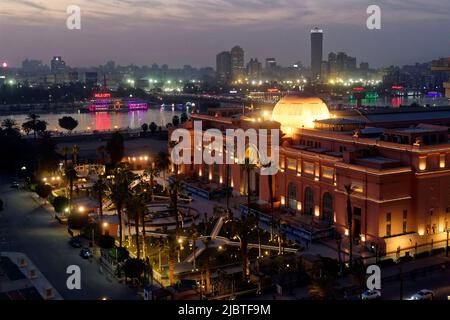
[409,289,434,300]
[361,289,381,300]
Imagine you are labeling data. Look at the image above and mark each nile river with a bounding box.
[0,108,182,132]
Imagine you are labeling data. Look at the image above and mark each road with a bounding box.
[0,175,139,300]
[380,269,450,300]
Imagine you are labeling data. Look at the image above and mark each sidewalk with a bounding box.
[0,252,63,300]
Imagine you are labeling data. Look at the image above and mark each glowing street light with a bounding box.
[78,206,85,213]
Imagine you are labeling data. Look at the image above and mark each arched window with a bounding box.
[322,192,333,222]
[287,182,297,210]
[304,187,314,215]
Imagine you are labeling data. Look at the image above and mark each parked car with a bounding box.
[361,289,381,300]
[79,247,92,259]
[69,237,82,248]
[409,289,434,300]
[10,182,20,189]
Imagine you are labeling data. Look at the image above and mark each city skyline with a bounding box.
[0,0,449,68]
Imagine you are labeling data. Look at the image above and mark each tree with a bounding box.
[166,233,176,285]
[60,146,71,169]
[238,157,256,281]
[180,112,188,123]
[344,184,357,270]
[109,165,135,247]
[123,258,145,282]
[65,165,78,213]
[97,145,107,165]
[68,213,89,230]
[35,183,52,199]
[141,123,148,133]
[58,116,78,133]
[106,131,124,166]
[172,115,180,127]
[92,178,108,219]
[97,234,115,249]
[149,122,157,134]
[155,151,169,190]
[169,178,183,236]
[125,193,148,260]
[2,119,18,131]
[22,114,39,138]
[71,145,80,165]
[143,166,160,201]
[52,196,69,213]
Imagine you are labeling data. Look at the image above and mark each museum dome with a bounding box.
[271,95,330,133]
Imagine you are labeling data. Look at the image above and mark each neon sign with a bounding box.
[391,86,404,90]
[94,93,112,99]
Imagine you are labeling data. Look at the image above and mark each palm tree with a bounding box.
[168,140,180,175]
[97,145,107,164]
[155,151,169,190]
[190,229,200,271]
[166,233,176,285]
[169,178,183,236]
[262,162,275,241]
[92,178,108,219]
[237,157,255,281]
[143,166,160,201]
[1,119,17,131]
[60,146,71,169]
[109,165,135,247]
[202,237,212,294]
[24,114,40,139]
[344,184,357,269]
[65,165,78,214]
[72,145,80,165]
[125,193,147,260]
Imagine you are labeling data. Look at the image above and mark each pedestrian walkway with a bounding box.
[0,252,63,300]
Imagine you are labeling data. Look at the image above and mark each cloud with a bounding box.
[1,0,448,29]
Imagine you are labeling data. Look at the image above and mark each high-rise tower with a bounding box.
[310,27,323,81]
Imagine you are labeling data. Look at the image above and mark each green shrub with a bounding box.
[35,183,52,199]
[52,196,69,213]
[431,248,444,255]
[109,247,129,262]
[68,213,89,230]
[97,234,115,249]
[414,251,430,259]
[123,258,144,279]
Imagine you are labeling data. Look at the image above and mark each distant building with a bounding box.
[22,59,45,76]
[231,45,245,81]
[51,56,66,74]
[265,58,277,70]
[247,58,262,80]
[84,72,98,86]
[216,51,232,84]
[310,27,323,81]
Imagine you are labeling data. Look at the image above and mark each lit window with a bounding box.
[322,166,334,180]
[440,154,446,168]
[287,158,297,171]
[303,162,314,175]
[419,156,427,171]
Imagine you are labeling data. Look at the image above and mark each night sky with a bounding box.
[1,0,449,68]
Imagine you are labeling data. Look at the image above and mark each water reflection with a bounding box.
[0,108,182,132]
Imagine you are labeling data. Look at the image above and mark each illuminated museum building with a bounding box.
[174,95,450,258]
